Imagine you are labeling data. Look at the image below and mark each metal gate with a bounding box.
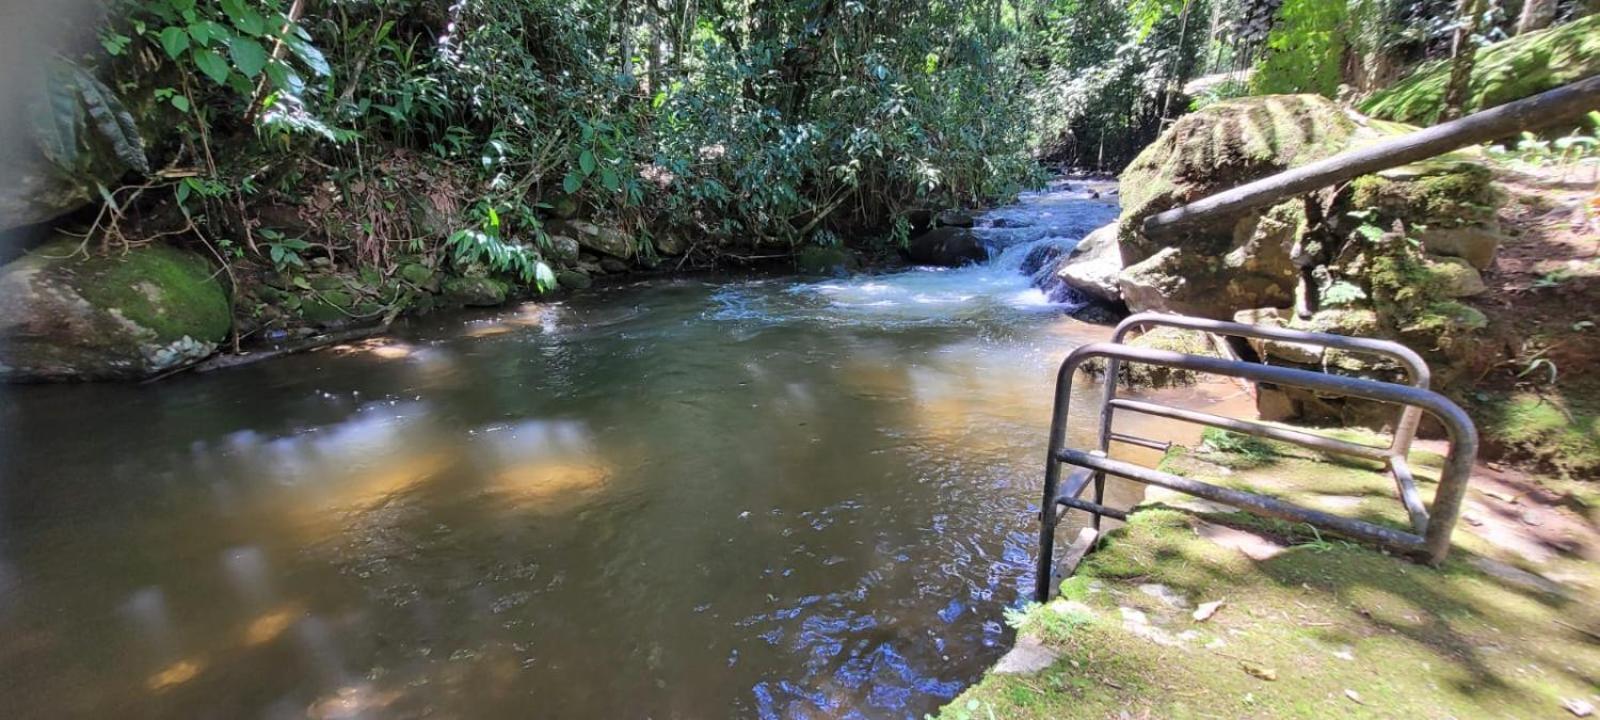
[1035,313,1479,602]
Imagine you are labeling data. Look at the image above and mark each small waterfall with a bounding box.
[969,183,1120,306]
[751,182,1119,323]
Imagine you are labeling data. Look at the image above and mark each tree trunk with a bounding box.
[1516,0,1557,34]
[1441,0,1486,121]
[1142,75,1600,237]
[619,0,636,87]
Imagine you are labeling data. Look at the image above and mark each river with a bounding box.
[0,182,1239,718]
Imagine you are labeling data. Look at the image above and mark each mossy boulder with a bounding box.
[1113,95,1355,318]
[1360,15,1600,125]
[0,241,230,381]
[1118,94,1355,264]
[556,269,592,290]
[442,276,509,307]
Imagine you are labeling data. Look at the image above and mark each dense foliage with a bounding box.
[28,0,1599,290]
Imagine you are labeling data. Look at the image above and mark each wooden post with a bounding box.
[1141,74,1600,238]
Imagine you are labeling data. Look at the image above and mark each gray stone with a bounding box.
[1116,204,1300,318]
[1055,222,1124,304]
[556,269,592,290]
[546,234,582,264]
[992,633,1060,674]
[1418,225,1502,269]
[654,233,688,256]
[550,220,635,259]
[599,257,628,274]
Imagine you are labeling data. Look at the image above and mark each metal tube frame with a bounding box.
[1035,319,1478,603]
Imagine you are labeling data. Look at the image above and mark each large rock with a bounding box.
[1053,222,1124,304]
[1118,94,1356,265]
[1117,202,1301,318]
[550,220,635,259]
[1418,226,1502,270]
[0,241,231,381]
[906,227,986,267]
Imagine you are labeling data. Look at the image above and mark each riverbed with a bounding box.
[0,184,1240,718]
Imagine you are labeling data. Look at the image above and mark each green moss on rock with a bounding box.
[1361,15,1600,125]
[1118,94,1355,257]
[0,241,231,380]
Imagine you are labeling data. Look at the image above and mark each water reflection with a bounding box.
[0,187,1225,718]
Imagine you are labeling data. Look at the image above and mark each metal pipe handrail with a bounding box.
[1107,313,1432,460]
[1036,342,1477,602]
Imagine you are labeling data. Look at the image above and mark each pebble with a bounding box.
[1564,698,1595,717]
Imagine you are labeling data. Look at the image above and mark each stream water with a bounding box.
[0,183,1235,718]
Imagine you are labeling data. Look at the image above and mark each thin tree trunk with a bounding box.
[1441,0,1486,121]
[1516,0,1557,34]
[619,0,636,87]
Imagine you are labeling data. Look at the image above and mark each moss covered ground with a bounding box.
[1360,15,1600,125]
[939,427,1600,719]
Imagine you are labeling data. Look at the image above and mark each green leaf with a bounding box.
[600,167,620,191]
[188,22,211,46]
[221,0,264,34]
[158,27,190,59]
[284,35,330,76]
[579,149,596,175]
[193,49,230,84]
[170,94,190,112]
[170,0,196,11]
[72,69,149,174]
[229,37,268,78]
[292,276,311,290]
[562,171,583,194]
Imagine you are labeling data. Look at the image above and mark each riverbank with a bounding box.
[940,427,1600,719]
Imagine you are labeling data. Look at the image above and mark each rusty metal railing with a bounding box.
[1034,313,1478,602]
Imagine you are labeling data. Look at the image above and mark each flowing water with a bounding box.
[0,183,1239,719]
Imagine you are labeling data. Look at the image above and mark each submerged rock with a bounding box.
[0,241,231,381]
[905,227,986,267]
